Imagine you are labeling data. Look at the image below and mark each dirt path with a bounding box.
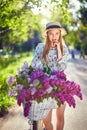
[0,105,29,130]
[64,58,87,130]
[0,57,87,130]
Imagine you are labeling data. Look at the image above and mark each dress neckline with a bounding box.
[50,47,57,50]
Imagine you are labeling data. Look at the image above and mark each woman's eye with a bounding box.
[49,33,53,36]
[49,33,52,35]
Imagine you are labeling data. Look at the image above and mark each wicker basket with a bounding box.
[28,97,57,121]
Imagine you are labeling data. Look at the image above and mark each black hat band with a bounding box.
[46,25,61,30]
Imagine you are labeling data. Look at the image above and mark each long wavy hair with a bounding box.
[42,31,64,64]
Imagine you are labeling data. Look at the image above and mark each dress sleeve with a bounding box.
[31,43,44,69]
[57,45,70,71]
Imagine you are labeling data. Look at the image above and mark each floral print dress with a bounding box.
[31,43,69,71]
[30,43,69,109]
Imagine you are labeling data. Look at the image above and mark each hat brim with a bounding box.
[42,28,67,37]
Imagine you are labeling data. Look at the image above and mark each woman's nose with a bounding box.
[52,35,56,38]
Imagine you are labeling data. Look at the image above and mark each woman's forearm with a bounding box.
[57,44,62,60]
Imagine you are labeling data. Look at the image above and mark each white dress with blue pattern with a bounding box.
[28,43,69,120]
[31,43,69,71]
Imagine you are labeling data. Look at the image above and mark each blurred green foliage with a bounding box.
[0,0,87,54]
[0,52,33,117]
[0,0,43,46]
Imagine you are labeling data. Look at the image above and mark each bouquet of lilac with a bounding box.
[7,61,82,119]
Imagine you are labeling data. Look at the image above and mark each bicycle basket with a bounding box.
[27,97,57,121]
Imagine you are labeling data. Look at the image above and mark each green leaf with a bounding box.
[29,65,33,73]
[56,99,61,107]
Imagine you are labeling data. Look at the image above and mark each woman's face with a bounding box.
[47,29,60,45]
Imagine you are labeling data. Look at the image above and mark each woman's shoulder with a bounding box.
[63,44,69,56]
[37,43,45,47]
[36,43,45,50]
[63,44,68,50]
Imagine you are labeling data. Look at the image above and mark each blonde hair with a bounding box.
[42,31,64,64]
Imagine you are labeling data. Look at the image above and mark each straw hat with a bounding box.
[43,22,67,37]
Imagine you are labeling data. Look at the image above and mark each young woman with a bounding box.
[31,22,69,130]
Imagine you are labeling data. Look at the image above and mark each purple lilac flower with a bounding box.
[15,84,24,91]
[30,70,45,80]
[36,89,45,100]
[17,89,31,106]
[17,67,21,75]
[24,102,32,117]
[40,76,49,83]
[8,65,83,116]
[24,89,31,100]
[58,79,65,86]
[57,71,66,80]
[55,80,60,86]
[77,93,83,100]
[46,85,53,93]
[64,94,76,108]
[17,93,24,106]
[67,81,83,100]
[49,78,56,86]
[51,71,57,75]
[7,75,16,86]
[39,76,50,89]
[21,61,29,72]
[50,75,57,79]
[43,82,49,89]
[22,71,28,77]
[31,87,37,95]
[29,84,33,87]
[8,89,16,97]
[50,79,55,86]
[49,72,83,108]
[51,71,66,80]
[52,92,64,104]
[27,77,31,83]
